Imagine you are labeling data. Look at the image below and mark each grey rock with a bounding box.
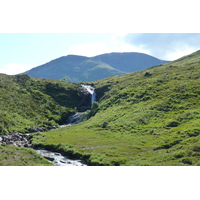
[102,122,108,128]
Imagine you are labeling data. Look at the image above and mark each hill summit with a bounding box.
[22,52,169,82]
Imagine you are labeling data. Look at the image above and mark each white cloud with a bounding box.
[65,33,150,57]
[65,41,146,57]
[65,43,112,57]
[125,33,200,60]
[163,46,197,60]
[0,63,32,75]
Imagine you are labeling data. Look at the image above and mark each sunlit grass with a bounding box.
[31,50,200,165]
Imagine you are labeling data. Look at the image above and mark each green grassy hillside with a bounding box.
[63,59,125,82]
[0,145,53,166]
[0,74,83,165]
[31,50,200,166]
[0,74,80,134]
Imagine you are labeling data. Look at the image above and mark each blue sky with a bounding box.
[1,33,200,75]
[1,1,200,75]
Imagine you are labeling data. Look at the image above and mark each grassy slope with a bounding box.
[31,50,200,166]
[0,74,81,134]
[63,60,124,82]
[0,145,53,166]
[0,74,81,165]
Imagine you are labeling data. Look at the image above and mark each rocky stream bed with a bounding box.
[0,84,96,166]
[0,130,87,166]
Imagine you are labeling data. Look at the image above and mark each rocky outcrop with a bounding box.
[77,86,92,112]
[67,112,84,124]
[0,125,59,148]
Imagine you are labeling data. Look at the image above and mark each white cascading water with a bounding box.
[36,85,97,166]
[81,84,96,104]
[63,85,96,126]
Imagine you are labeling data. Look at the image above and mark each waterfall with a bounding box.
[81,84,96,104]
[91,91,96,104]
[62,85,96,126]
[36,85,97,165]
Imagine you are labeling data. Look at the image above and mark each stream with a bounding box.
[36,149,87,166]
[0,85,96,166]
[35,111,86,166]
[36,84,96,166]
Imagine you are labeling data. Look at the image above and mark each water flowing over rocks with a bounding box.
[36,149,87,166]
[78,84,96,112]
[0,84,97,166]
[0,132,87,166]
[64,84,97,126]
[67,112,84,125]
[81,84,96,104]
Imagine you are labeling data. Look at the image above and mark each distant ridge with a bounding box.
[92,52,168,72]
[22,52,169,82]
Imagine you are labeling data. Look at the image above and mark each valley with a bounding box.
[0,50,200,166]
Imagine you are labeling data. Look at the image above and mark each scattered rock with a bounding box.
[0,132,32,147]
[182,158,192,165]
[44,156,54,162]
[102,122,108,128]
[144,72,152,77]
[28,127,45,133]
[166,121,180,127]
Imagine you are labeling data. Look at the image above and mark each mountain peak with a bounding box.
[22,52,169,82]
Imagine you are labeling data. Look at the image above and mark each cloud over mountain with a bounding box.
[124,33,200,60]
